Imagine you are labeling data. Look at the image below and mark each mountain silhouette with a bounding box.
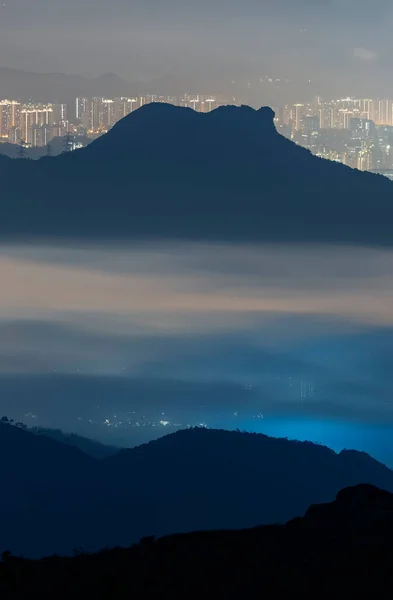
[0,102,392,244]
[3,421,393,557]
[0,67,134,104]
[2,483,393,599]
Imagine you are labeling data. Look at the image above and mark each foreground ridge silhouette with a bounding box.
[1,484,393,599]
[0,102,392,244]
[2,423,393,558]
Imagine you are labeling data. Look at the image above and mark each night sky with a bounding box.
[0,0,392,94]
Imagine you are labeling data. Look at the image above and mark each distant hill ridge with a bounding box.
[31,426,117,459]
[0,67,134,104]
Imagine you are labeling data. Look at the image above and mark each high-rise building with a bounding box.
[76,97,94,130]
[19,104,54,145]
[91,97,104,131]
[374,100,393,126]
[76,98,89,121]
[8,126,20,144]
[356,99,373,120]
[338,108,355,129]
[0,100,21,138]
[299,115,320,149]
[292,104,306,131]
[53,103,68,124]
[31,124,53,147]
[319,105,334,129]
[102,99,116,129]
[20,108,35,144]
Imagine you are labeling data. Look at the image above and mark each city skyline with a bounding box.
[2,90,393,177]
[278,96,393,174]
[0,94,235,148]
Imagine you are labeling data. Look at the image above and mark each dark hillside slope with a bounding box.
[2,424,393,557]
[2,484,393,599]
[31,426,117,458]
[105,428,393,533]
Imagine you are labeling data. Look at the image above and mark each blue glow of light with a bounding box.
[207,414,393,468]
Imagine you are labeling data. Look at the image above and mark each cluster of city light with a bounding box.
[75,94,233,135]
[0,93,233,149]
[0,99,69,147]
[2,90,393,178]
[276,97,393,176]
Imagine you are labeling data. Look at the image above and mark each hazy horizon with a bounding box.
[1,0,393,99]
[2,241,393,465]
